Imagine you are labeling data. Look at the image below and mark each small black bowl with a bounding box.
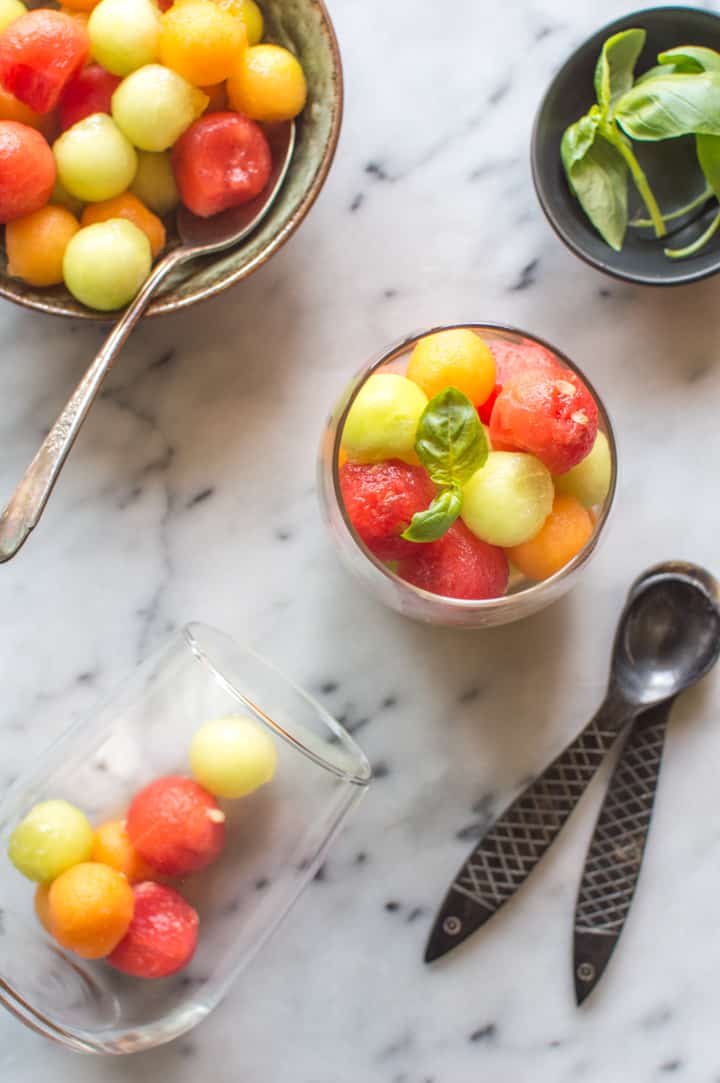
[532,6,720,286]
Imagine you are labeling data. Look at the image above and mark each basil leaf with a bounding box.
[402,487,462,543]
[616,73,720,140]
[594,28,646,113]
[561,121,628,250]
[561,112,600,169]
[657,46,720,74]
[696,132,720,197]
[414,387,488,488]
[635,63,677,85]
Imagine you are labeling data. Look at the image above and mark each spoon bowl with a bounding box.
[610,563,720,709]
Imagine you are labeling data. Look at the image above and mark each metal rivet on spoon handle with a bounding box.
[0,121,295,564]
[425,570,720,964]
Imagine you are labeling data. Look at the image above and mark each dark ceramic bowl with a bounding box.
[0,0,343,319]
[532,6,720,286]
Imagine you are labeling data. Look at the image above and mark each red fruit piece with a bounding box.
[490,338,561,385]
[397,521,508,600]
[108,882,199,979]
[58,64,121,132]
[477,382,502,425]
[0,120,54,223]
[127,776,225,877]
[172,112,271,218]
[490,369,599,474]
[0,11,90,114]
[340,459,436,562]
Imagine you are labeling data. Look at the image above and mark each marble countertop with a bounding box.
[3,0,720,1079]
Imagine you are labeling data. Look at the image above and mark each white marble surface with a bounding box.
[3,0,720,1078]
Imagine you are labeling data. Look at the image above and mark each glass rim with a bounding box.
[184,623,372,787]
[328,321,618,614]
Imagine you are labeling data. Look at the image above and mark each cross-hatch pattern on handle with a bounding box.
[451,713,624,913]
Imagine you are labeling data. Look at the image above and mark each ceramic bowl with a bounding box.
[0,0,343,319]
[532,6,720,286]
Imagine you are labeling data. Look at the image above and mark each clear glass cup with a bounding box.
[0,624,371,1055]
[319,323,617,628]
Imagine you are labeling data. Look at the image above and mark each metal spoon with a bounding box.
[425,564,720,963]
[573,562,720,1003]
[0,120,295,563]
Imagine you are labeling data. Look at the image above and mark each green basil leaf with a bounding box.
[594,28,646,113]
[696,132,720,197]
[560,112,600,169]
[561,123,628,250]
[616,72,720,140]
[635,62,677,85]
[402,487,462,543]
[414,387,488,488]
[657,46,720,74]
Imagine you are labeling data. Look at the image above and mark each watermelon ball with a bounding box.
[0,9,89,114]
[190,716,277,799]
[341,374,428,465]
[108,881,199,979]
[8,799,93,883]
[88,0,161,78]
[172,112,271,218]
[340,459,435,562]
[490,370,599,475]
[489,338,561,385]
[54,113,137,202]
[63,219,151,310]
[127,775,225,877]
[58,64,121,131]
[462,451,554,548]
[555,431,612,509]
[397,520,508,600]
[112,63,208,152]
[0,120,55,223]
[477,382,502,425]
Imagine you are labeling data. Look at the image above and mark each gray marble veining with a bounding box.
[3,0,720,1079]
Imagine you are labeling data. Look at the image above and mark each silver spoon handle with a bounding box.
[0,250,184,563]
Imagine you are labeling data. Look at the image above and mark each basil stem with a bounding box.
[664,207,720,258]
[630,184,714,227]
[601,122,666,237]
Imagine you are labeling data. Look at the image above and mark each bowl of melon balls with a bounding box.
[0,0,341,317]
[319,325,617,628]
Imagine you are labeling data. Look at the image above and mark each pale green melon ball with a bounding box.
[64,219,152,311]
[554,431,612,508]
[89,0,161,77]
[0,0,25,34]
[8,800,94,883]
[190,716,277,799]
[462,451,554,547]
[112,65,208,152]
[130,150,179,216]
[50,177,83,218]
[54,114,137,203]
[342,373,428,464]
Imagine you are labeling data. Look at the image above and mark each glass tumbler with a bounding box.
[0,624,371,1054]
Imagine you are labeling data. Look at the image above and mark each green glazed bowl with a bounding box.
[0,0,343,319]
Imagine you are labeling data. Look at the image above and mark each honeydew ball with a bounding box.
[462,451,554,547]
[554,431,612,508]
[9,800,94,883]
[341,373,428,464]
[234,0,263,45]
[0,0,25,35]
[112,64,208,152]
[89,0,161,77]
[63,219,151,311]
[54,114,137,202]
[130,149,179,215]
[50,177,83,217]
[190,716,277,799]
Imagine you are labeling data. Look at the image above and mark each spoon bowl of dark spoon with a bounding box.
[0,120,296,564]
[425,561,720,962]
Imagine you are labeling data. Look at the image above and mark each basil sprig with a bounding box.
[402,387,488,543]
[561,30,720,260]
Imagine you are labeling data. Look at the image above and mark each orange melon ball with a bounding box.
[34,883,53,934]
[81,191,166,257]
[6,205,80,286]
[506,492,593,581]
[48,862,135,959]
[159,0,246,86]
[92,819,157,884]
[227,43,307,123]
[0,85,55,137]
[407,328,496,406]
